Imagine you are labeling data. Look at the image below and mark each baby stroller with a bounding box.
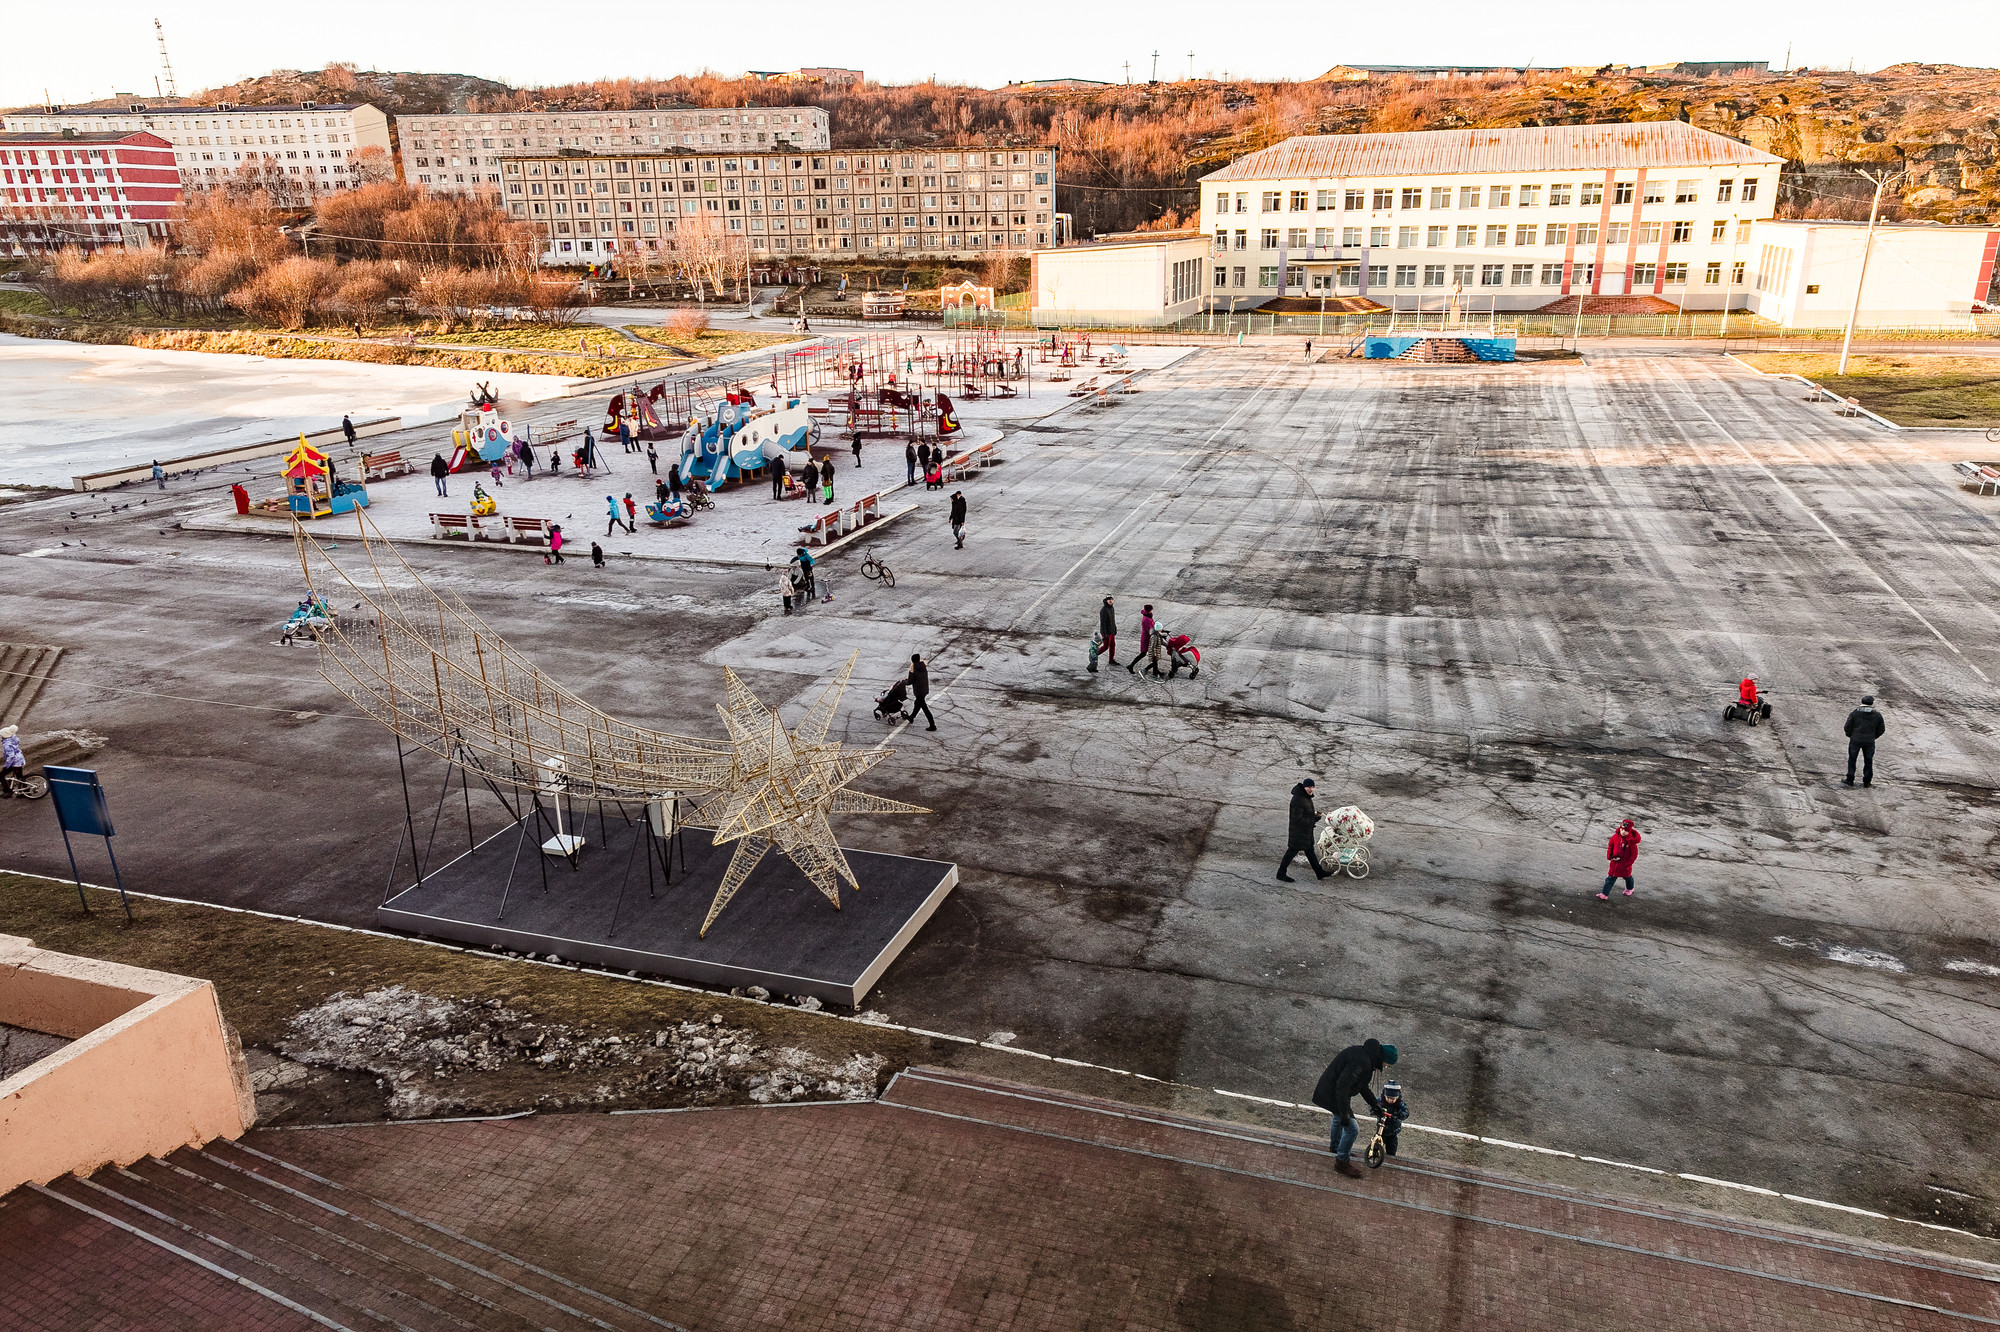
[1165,632,1201,679]
[685,477,716,511]
[1313,805,1375,879]
[280,594,336,646]
[874,679,909,721]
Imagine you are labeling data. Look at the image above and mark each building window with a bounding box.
[1430,186,1451,209]
[1518,185,1541,206]
[1489,186,1512,207]
[1514,224,1537,246]
[1315,227,1335,245]
[1479,263,1504,286]
[1343,227,1362,246]
[1235,230,1248,250]
[1262,190,1281,211]
[1632,262,1657,286]
[1643,180,1666,204]
[1452,264,1476,287]
[1736,220,1752,244]
[1670,220,1693,243]
[1398,226,1418,247]
[1510,263,1534,285]
[1705,261,1723,284]
[1394,264,1417,287]
[1540,264,1565,285]
[1371,188,1393,209]
[1663,263,1688,284]
[1214,266,1228,288]
[1612,181,1634,204]
[1258,266,1279,287]
[1455,225,1476,246]
[1400,187,1422,208]
[1637,222,1661,244]
[1368,265,1387,286]
[1261,228,1278,248]
[1674,179,1699,204]
[1486,225,1508,246]
[1422,264,1446,287]
[1717,179,1735,202]
[1287,227,1308,247]
[1549,184,1572,206]
[1731,260,1746,285]
[1233,266,1246,287]
[1290,189,1308,211]
[1574,223,1598,246]
[1579,183,1602,206]
[1235,192,1249,212]
[1344,189,1364,210]
[1316,189,1337,209]
[1369,226,1389,247]
[1572,261,1595,284]
[1741,178,1759,201]
[1427,226,1446,247]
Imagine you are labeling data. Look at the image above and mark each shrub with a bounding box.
[666,306,710,339]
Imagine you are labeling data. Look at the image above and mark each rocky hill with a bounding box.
[191,65,511,118]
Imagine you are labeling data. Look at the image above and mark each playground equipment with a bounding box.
[469,482,498,517]
[282,436,368,519]
[645,496,694,527]
[604,385,674,441]
[451,405,526,471]
[678,393,817,491]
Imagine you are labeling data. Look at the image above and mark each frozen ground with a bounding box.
[0,335,582,488]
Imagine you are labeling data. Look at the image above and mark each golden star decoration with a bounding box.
[690,652,927,936]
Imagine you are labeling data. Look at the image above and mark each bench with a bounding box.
[799,509,842,546]
[537,419,583,447]
[361,450,413,481]
[430,512,472,540]
[1066,376,1099,398]
[494,515,552,544]
[971,441,1000,469]
[1837,396,1864,417]
[847,493,881,531]
[1955,461,2000,495]
[940,451,975,482]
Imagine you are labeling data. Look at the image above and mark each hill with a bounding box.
[191,65,512,117]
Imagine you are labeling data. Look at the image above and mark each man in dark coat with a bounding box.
[949,490,967,549]
[905,653,936,731]
[1096,596,1118,669]
[1844,694,1887,787]
[430,452,450,496]
[342,414,357,446]
[906,440,919,486]
[1311,1037,1398,1177]
[1278,778,1331,882]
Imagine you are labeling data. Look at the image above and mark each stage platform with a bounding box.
[377,814,958,1008]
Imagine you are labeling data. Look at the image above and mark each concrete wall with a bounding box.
[0,935,254,1196]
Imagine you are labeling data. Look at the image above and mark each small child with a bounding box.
[1087,630,1106,673]
[1378,1080,1410,1158]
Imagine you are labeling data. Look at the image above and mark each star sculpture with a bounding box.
[691,652,926,936]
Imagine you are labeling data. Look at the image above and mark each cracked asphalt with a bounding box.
[3,343,1997,1235]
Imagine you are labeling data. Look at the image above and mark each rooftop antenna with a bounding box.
[154,18,179,99]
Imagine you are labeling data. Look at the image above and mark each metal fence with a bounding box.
[943,307,2000,341]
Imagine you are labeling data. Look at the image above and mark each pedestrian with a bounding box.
[906,439,918,486]
[1597,818,1641,900]
[771,457,787,499]
[1844,694,1887,787]
[1126,604,1155,675]
[0,724,24,795]
[1096,596,1118,669]
[1376,1081,1410,1160]
[151,459,165,490]
[794,545,816,600]
[617,418,632,454]
[342,414,357,446]
[622,492,638,530]
[905,653,936,731]
[949,489,966,548]
[1310,1038,1397,1178]
[778,558,800,614]
[1278,777,1332,882]
[646,443,659,474]
[819,455,835,504]
[591,541,606,569]
[582,427,596,473]
[546,524,565,564]
[430,452,450,496]
[1303,339,1313,363]
[490,459,505,488]
[917,441,933,484]
[605,494,625,536]
[668,462,683,501]
[852,433,864,468]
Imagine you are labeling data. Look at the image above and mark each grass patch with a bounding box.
[0,872,945,1125]
[0,290,52,316]
[1737,353,2000,426]
[622,326,807,361]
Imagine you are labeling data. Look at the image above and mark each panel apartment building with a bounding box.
[399,107,831,208]
[0,130,180,255]
[0,102,388,195]
[1200,122,1782,310]
[501,145,1057,263]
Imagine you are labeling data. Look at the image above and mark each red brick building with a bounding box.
[0,129,180,255]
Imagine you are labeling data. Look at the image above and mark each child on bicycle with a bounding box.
[1377,1080,1409,1158]
[0,725,25,796]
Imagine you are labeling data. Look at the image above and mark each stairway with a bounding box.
[1394,337,1481,363]
[0,643,62,728]
[34,1138,681,1332]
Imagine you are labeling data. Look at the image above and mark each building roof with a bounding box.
[1201,122,1784,182]
[0,129,170,146]
[13,103,367,116]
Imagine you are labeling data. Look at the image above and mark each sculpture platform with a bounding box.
[377,816,957,1008]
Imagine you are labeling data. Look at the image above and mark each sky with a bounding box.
[5,0,1995,108]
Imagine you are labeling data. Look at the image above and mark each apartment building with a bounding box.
[399,107,831,207]
[0,129,180,254]
[1199,122,1783,310]
[501,145,1057,263]
[0,102,388,195]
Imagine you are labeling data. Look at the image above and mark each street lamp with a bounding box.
[1838,168,1906,375]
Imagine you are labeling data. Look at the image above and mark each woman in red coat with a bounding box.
[1597,819,1641,900]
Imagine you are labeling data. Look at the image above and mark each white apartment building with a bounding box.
[1200,123,1783,311]
[0,102,388,193]
[400,107,830,207]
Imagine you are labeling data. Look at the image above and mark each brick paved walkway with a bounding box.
[4,1068,1996,1330]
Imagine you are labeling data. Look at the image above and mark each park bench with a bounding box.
[361,450,413,481]
[940,451,975,482]
[430,512,472,540]
[1954,461,2000,495]
[538,419,583,446]
[1066,376,1099,398]
[799,509,842,547]
[494,515,552,543]
[1837,397,1864,417]
[970,441,1000,469]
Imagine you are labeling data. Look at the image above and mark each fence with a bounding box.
[943,307,2000,341]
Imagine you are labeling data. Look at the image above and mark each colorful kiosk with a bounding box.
[283,437,369,519]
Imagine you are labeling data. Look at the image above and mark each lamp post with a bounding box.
[1838,168,1905,375]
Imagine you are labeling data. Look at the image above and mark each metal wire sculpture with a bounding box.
[292,512,924,935]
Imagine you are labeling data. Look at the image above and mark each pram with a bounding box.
[280,594,336,646]
[1313,805,1375,879]
[873,679,909,721]
[684,477,715,511]
[1164,632,1201,679]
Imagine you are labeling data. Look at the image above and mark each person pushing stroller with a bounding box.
[874,677,910,721]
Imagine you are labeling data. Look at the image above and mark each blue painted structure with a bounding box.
[1364,335,1517,362]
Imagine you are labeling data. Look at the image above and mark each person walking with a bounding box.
[1126,604,1155,675]
[1303,340,1313,363]
[646,443,659,474]
[151,460,166,490]
[1310,1038,1398,1178]
[590,541,606,569]
[771,458,788,498]
[1096,596,1119,670]
[430,452,450,496]
[949,490,967,549]
[851,433,864,468]
[906,439,919,486]
[606,495,626,536]
[617,418,632,454]
[1596,818,1641,900]
[621,492,638,530]
[668,462,683,501]
[819,455,836,505]
[1278,777,1332,882]
[546,524,565,564]
[1844,694,1887,787]
[905,653,936,731]
[341,414,357,447]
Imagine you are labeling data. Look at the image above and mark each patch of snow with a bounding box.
[1772,936,1907,973]
[1944,960,2000,977]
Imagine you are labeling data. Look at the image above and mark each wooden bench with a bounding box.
[494,515,552,544]
[799,509,842,546]
[361,450,413,481]
[971,441,999,469]
[940,451,975,482]
[1955,461,2000,495]
[430,512,472,540]
[1066,376,1100,398]
[1837,397,1864,417]
[846,493,881,531]
[537,419,583,446]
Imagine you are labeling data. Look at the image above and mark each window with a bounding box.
[1515,224,1537,245]
[1540,264,1564,285]
[1574,223,1598,245]
[1262,191,1281,212]
[1455,225,1477,246]
[1674,179,1699,204]
[1711,219,1729,242]
[1430,186,1451,208]
[1741,177,1759,201]
[1459,186,1481,208]
[1612,181,1634,204]
[1486,225,1508,246]
[1368,265,1387,286]
[1369,226,1389,247]
[1663,262,1688,284]
[1397,226,1418,247]
[1258,266,1279,287]
[1317,189,1337,209]
[1343,227,1362,246]
[1572,261,1595,284]
[1704,261,1723,284]
[1548,183,1572,206]
[1344,189,1364,210]
[1545,223,1568,246]
[1234,229,1248,250]
[1315,227,1335,245]
[1510,263,1534,285]
[1636,222,1661,244]
[1233,266,1246,287]
[1422,264,1446,286]
[1261,228,1279,248]
[1214,229,1228,251]
[1479,263,1504,286]
[1290,190,1308,211]
[1731,260,1746,284]
[1736,220,1752,244]
[1401,187,1422,208]
[1580,182,1602,206]
[1642,180,1666,204]
[1453,264,1476,286]
[1427,226,1447,247]
[1518,185,1541,206]
[1214,266,1228,288]
[1670,220,1693,243]
[1394,264,1417,287]
[1717,179,1735,202]
[1371,188,1393,209]
[1632,262,1657,286]
[1490,186,1511,207]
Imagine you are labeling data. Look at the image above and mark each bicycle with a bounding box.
[1986,426,2000,444]
[860,553,895,587]
[2,770,49,800]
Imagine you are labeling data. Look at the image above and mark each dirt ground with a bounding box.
[1738,352,2000,425]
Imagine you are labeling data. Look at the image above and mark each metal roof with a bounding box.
[11,103,367,116]
[0,130,170,144]
[1201,122,1784,182]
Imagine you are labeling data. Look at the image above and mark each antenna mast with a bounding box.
[154,19,179,99]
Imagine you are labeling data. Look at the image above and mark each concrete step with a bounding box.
[0,642,62,728]
[1395,338,1480,362]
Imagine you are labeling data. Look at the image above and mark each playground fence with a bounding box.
[943,308,2000,342]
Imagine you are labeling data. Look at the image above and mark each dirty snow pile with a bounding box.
[280,985,884,1119]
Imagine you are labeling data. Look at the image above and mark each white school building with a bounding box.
[1198,122,1783,311]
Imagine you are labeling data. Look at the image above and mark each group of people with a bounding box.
[777,455,840,505]
[905,440,952,490]
[1088,596,1199,679]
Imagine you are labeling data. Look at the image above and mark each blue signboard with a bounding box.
[43,765,130,918]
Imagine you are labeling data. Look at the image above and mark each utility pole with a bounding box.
[1151,51,1159,83]
[1838,167,1904,375]
[1188,51,1195,80]
[1123,62,1130,85]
